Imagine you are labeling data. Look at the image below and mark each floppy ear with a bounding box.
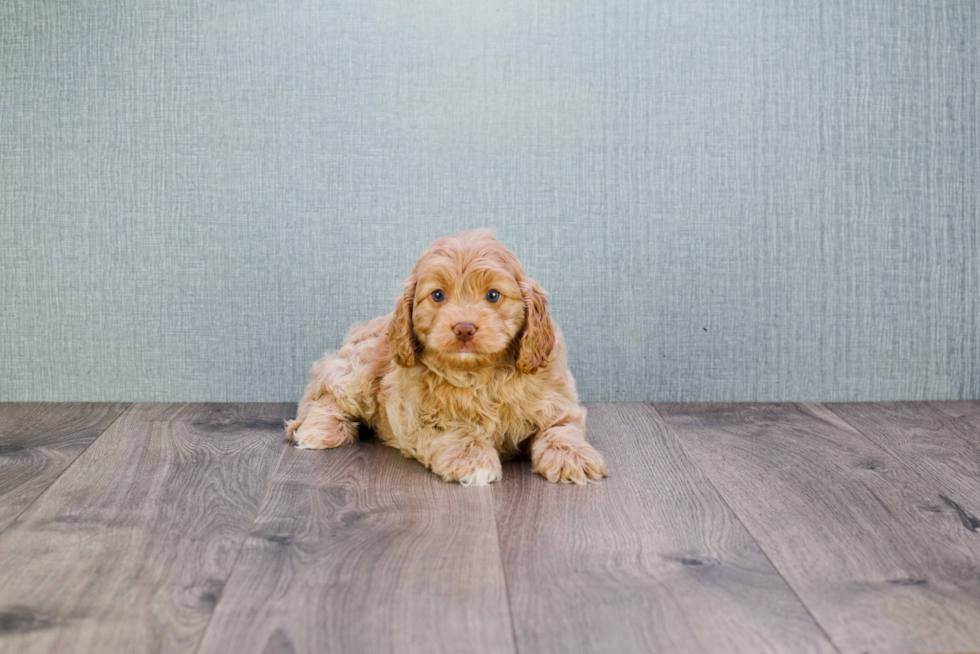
[516,278,556,374]
[388,275,419,367]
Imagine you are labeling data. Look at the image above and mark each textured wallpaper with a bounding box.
[1,1,978,402]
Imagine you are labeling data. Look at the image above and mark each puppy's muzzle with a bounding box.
[453,322,477,343]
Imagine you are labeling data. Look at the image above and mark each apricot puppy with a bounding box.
[286,230,606,486]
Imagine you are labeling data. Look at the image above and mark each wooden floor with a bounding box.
[1,403,979,654]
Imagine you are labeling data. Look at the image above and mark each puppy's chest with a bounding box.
[419,380,537,438]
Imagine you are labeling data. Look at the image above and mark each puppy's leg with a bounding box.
[289,395,356,450]
[428,438,502,486]
[286,360,357,450]
[530,418,607,484]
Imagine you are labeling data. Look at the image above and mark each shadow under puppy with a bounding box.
[287,230,607,486]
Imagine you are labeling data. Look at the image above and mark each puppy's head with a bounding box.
[388,230,555,373]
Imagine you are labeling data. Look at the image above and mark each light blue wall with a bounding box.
[2,1,978,402]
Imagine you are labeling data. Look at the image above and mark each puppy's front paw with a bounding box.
[288,410,356,450]
[431,441,502,486]
[532,434,607,484]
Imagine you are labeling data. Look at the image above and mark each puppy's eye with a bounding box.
[486,289,501,303]
[431,290,446,302]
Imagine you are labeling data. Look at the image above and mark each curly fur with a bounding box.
[287,230,607,486]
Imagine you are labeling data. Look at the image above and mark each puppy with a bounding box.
[286,230,607,486]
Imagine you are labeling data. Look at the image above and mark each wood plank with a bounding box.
[927,400,980,420]
[0,403,290,653]
[926,400,980,423]
[827,402,980,518]
[656,402,980,654]
[493,403,837,654]
[196,433,515,654]
[0,403,129,533]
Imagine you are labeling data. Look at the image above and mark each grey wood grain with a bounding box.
[0,403,129,533]
[656,402,980,654]
[926,400,980,422]
[827,401,980,518]
[492,403,838,654]
[195,435,515,654]
[0,403,290,653]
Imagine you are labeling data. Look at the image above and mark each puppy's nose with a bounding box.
[453,322,477,342]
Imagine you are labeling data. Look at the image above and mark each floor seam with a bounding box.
[646,402,844,654]
[191,437,290,654]
[818,401,970,509]
[0,402,133,542]
[490,484,522,654]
